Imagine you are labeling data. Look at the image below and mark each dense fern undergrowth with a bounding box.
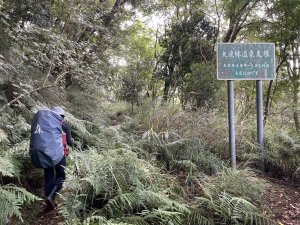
[1,93,299,225]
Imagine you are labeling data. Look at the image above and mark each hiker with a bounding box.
[29,106,74,209]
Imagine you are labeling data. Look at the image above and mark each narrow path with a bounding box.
[32,206,64,225]
[263,178,300,225]
[9,188,64,225]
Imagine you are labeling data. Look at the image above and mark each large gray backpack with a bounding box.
[29,109,64,168]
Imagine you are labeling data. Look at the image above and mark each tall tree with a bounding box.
[259,0,300,130]
[116,21,157,107]
[221,0,261,43]
[0,0,154,109]
[156,2,215,103]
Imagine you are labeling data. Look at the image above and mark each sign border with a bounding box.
[217,43,276,80]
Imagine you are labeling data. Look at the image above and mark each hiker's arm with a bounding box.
[62,123,74,146]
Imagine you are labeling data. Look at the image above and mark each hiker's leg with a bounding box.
[54,156,66,194]
[44,167,55,197]
[45,157,66,209]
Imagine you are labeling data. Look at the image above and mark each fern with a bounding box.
[0,184,40,224]
[141,208,183,225]
[3,185,40,204]
[104,192,138,215]
[265,132,300,179]
[207,167,266,202]
[119,216,149,225]
[0,156,16,177]
[142,129,160,143]
[150,138,223,174]
[61,147,166,222]
[231,197,266,224]
[83,215,107,225]
[101,189,190,222]
[0,187,21,224]
[172,160,198,173]
[197,192,271,225]
[59,113,270,225]
[0,129,8,143]
[65,113,107,149]
[9,140,30,157]
[187,208,214,225]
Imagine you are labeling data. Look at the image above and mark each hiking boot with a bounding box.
[45,196,55,209]
[45,185,58,209]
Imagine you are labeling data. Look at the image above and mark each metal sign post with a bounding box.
[256,80,265,172]
[217,43,275,170]
[228,80,236,168]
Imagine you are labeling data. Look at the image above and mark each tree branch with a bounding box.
[0,71,68,113]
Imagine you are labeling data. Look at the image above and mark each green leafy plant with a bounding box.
[204,167,266,203]
[0,112,40,224]
[196,191,271,225]
[0,184,40,224]
[265,132,300,180]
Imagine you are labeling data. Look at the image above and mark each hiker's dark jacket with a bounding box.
[62,122,74,146]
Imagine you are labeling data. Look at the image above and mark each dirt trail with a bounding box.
[263,177,300,225]
[8,187,64,225]
[32,206,64,225]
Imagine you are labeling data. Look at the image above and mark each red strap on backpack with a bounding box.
[62,132,70,156]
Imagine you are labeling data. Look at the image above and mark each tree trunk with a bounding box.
[264,80,273,125]
[293,78,300,132]
[264,57,286,125]
[291,41,300,132]
[162,79,171,102]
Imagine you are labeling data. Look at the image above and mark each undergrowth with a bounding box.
[0,100,277,224]
[57,102,272,225]
[0,111,40,224]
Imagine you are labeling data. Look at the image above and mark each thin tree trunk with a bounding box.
[264,49,286,125]
[162,79,171,102]
[264,80,273,125]
[293,79,300,132]
[288,42,300,132]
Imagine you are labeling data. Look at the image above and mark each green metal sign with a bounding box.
[217,43,275,80]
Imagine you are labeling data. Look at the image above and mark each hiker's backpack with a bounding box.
[29,109,64,168]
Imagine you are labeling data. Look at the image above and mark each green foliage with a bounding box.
[60,134,216,224]
[141,208,184,225]
[102,101,132,118]
[205,167,266,203]
[187,208,214,225]
[118,73,144,108]
[2,1,298,224]
[134,102,229,159]
[116,21,157,107]
[0,155,18,177]
[118,216,149,225]
[133,103,224,174]
[0,154,20,178]
[135,101,181,132]
[156,8,216,102]
[103,190,190,218]
[194,168,269,224]
[0,0,155,109]
[59,107,270,225]
[197,191,270,225]
[61,147,167,222]
[0,185,40,224]
[142,137,223,175]
[265,131,300,179]
[0,111,40,224]
[181,63,221,109]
